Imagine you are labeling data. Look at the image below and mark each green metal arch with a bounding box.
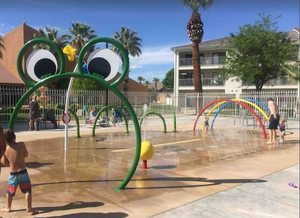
[8,72,141,191]
[140,111,167,133]
[92,105,129,136]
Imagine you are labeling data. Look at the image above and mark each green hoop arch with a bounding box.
[8,73,141,191]
[140,111,167,133]
[17,38,65,87]
[92,105,129,136]
[78,37,129,88]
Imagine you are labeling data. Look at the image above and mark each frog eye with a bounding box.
[78,37,129,88]
[87,48,122,81]
[26,49,58,82]
[17,38,65,87]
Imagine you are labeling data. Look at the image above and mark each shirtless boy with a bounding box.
[267,98,280,144]
[1,130,33,214]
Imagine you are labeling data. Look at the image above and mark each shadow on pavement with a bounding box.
[41,212,128,218]
[33,177,266,190]
[26,162,54,169]
[35,201,104,215]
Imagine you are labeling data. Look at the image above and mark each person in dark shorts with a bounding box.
[29,96,40,131]
[267,98,280,144]
[204,116,209,131]
[1,130,35,214]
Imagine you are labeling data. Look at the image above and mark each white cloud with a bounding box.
[130,44,176,69]
[130,64,143,70]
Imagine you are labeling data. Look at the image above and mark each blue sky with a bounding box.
[0,0,299,82]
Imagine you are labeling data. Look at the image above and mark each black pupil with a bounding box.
[88,57,111,78]
[34,59,56,79]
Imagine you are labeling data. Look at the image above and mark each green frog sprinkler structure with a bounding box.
[8,37,142,190]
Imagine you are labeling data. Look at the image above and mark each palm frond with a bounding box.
[182,0,213,11]
[113,27,142,57]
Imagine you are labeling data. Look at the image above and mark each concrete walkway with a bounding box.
[153,164,299,218]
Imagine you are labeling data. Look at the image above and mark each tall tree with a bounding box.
[224,15,297,90]
[113,27,142,94]
[69,22,96,51]
[35,27,71,48]
[0,35,4,59]
[153,77,160,91]
[137,76,145,84]
[70,23,98,90]
[182,0,213,93]
[162,68,174,89]
[145,80,150,87]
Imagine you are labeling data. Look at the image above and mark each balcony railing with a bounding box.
[179,79,224,87]
[180,78,298,88]
[179,79,193,86]
[179,57,226,66]
[265,78,298,86]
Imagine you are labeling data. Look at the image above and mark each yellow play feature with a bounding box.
[140,141,154,160]
[206,98,270,120]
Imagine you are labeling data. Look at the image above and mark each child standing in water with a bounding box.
[267,98,280,144]
[204,116,209,131]
[1,130,34,214]
[279,119,286,144]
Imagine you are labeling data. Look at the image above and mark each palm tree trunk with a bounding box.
[192,41,202,93]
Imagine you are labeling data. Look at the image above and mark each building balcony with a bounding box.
[179,57,226,67]
[179,79,194,86]
[179,77,298,91]
[265,78,298,86]
[179,79,224,87]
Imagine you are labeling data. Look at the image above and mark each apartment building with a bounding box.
[172,28,299,102]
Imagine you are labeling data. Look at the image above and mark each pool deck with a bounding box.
[0,117,299,218]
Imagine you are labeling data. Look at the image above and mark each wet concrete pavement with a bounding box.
[154,164,299,218]
[0,117,299,218]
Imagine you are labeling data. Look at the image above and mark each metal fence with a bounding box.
[177,89,299,121]
[0,86,173,123]
[1,86,299,125]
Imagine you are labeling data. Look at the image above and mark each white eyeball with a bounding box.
[87,48,122,81]
[26,49,57,82]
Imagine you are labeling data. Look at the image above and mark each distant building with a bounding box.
[0,23,37,87]
[172,28,299,104]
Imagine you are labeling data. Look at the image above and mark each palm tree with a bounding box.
[0,35,4,59]
[35,27,71,49]
[69,23,97,91]
[113,27,142,94]
[69,22,96,52]
[137,76,145,84]
[182,0,213,93]
[153,77,160,91]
